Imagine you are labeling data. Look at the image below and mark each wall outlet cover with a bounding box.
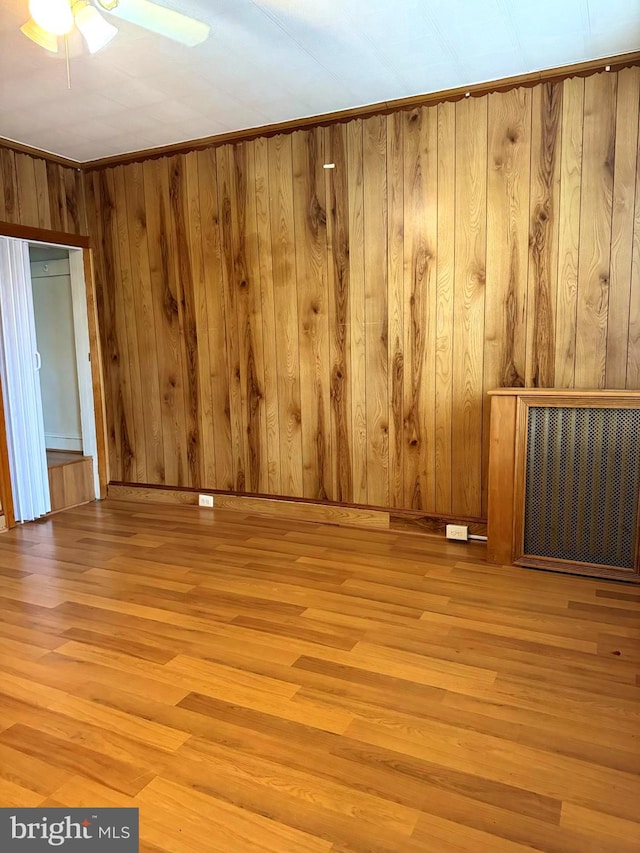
[446,523,469,541]
[198,494,214,508]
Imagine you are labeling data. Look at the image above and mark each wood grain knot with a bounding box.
[310,196,326,230]
[163,290,179,318]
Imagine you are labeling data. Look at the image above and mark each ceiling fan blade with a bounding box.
[20,18,59,52]
[98,0,210,46]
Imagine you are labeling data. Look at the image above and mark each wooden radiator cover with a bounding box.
[487,389,640,583]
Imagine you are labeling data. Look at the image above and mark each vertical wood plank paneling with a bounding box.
[113,165,145,482]
[485,89,531,390]
[183,151,212,487]
[606,67,640,388]
[527,82,562,389]
[292,128,331,500]
[346,120,367,505]
[254,138,281,495]
[235,142,268,493]
[403,107,437,511]
[0,146,85,234]
[363,115,389,508]
[402,108,424,510]
[1,148,18,222]
[423,108,438,507]
[63,167,82,234]
[452,96,487,518]
[575,72,617,388]
[80,68,640,519]
[434,101,455,515]
[124,161,165,483]
[106,167,137,482]
[326,124,352,503]
[33,157,52,229]
[85,171,119,477]
[46,161,65,231]
[197,148,234,490]
[216,144,247,491]
[554,76,584,388]
[386,112,404,508]
[96,169,131,480]
[142,158,187,486]
[163,156,191,486]
[228,143,255,491]
[186,150,216,489]
[14,153,39,226]
[167,154,200,488]
[483,88,531,514]
[267,134,303,497]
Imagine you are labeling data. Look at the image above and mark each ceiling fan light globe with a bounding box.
[28,0,74,35]
[20,18,59,52]
[74,3,118,53]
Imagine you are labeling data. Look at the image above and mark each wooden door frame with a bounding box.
[0,222,108,529]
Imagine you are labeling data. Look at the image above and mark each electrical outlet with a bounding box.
[446,524,468,541]
[198,494,214,508]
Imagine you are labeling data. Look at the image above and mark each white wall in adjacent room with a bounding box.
[30,250,83,452]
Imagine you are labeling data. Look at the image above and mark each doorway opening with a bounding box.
[0,235,99,525]
[29,243,98,513]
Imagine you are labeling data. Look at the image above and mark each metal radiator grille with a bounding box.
[523,406,640,569]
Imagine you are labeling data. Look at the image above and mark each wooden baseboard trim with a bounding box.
[389,513,487,537]
[107,484,390,528]
[106,483,487,535]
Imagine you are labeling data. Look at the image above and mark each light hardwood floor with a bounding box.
[0,499,639,852]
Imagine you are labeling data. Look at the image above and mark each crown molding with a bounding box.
[0,138,81,169]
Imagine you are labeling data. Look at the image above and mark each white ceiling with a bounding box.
[0,0,638,163]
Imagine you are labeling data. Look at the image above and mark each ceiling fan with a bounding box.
[21,0,211,54]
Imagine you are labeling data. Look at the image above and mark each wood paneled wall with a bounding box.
[0,144,86,234]
[84,68,640,519]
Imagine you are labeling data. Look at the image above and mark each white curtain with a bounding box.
[0,237,50,522]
